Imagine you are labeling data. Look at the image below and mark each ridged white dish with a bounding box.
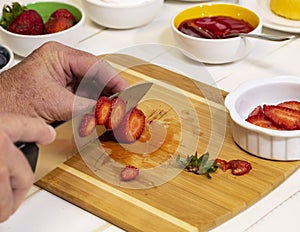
[225,76,300,161]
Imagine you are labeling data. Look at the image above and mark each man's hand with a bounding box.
[0,41,129,123]
[0,113,55,222]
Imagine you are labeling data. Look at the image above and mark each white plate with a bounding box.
[254,0,300,33]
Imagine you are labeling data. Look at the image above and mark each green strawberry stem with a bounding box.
[0,2,26,29]
[176,152,219,179]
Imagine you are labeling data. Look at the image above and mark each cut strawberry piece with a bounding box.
[277,101,300,111]
[120,165,139,181]
[215,159,252,175]
[246,114,280,130]
[79,114,95,137]
[105,97,126,130]
[228,160,252,176]
[215,158,231,171]
[263,104,300,130]
[113,107,146,143]
[248,105,263,117]
[94,96,112,125]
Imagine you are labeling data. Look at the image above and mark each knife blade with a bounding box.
[108,81,153,113]
[73,81,153,152]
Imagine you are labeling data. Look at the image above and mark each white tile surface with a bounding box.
[247,190,300,232]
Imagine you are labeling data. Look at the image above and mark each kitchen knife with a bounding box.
[108,81,153,114]
[15,142,39,172]
[73,81,153,151]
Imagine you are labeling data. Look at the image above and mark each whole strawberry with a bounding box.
[50,8,76,23]
[8,9,44,35]
[44,17,73,34]
[44,8,76,34]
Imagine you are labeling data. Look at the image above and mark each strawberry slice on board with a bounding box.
[228,160,252,176]
[277,100,300,112]
[246,114,280,130]
[105,97,126,130]
[79,114,96,137]
[113,107,146,143]
[263,104,300,130]
[215,158,231,172]
[94,96,112,125]
[120,165,139,181]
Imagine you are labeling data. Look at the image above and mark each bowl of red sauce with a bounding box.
[171,3,262,64]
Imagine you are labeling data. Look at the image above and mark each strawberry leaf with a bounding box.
[176,152,218,179]
[0,2,26,29]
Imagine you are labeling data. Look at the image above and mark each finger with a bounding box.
[0,114,56,145]
[60,49,129,95]
[0,147,13,222]
[0,133,33,222]
[83,59,129,92]
[103,74,130,96]
[8,146,33,214]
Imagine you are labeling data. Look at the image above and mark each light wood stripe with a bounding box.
[59,163,198,232]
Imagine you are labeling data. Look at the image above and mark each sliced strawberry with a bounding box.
[263,104,300,130]
[277,101,300,111]
[215,158,231,172]
[94,96,112,125]
[50,8,76,23]
[248,105,263,117]
[105,97,126,130]
[228,160,252,176]
[79,114,95,137]
[113,107,145,143]
[120,165,139,181]
[246,114,280,130]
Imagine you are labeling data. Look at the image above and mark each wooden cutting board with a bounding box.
[36,54,300,232]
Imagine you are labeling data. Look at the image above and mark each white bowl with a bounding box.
[171,3,262,64]
[225,76,300,161]
[0,44,14,73]
[0,1,85,57]
[81,0,163,29]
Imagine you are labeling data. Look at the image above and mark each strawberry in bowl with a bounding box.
[225,76,300,161]
[0,1,85,57]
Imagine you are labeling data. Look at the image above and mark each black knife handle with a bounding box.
[15,142,39,172]
[13,121,63,173]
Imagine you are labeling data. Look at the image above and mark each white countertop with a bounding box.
[1,0,300,231]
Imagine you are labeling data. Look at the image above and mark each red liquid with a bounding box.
[178,16,254,39]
